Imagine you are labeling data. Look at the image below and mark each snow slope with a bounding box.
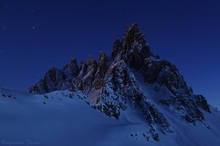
[0,88,220,146]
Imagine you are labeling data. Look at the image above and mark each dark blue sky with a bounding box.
[0,0,219,108]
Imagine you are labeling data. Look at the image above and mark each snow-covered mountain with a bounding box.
[1,24,220,145]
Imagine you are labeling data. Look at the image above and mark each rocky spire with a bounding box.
[111,24,153,71]
[121,24,153,58]
[28,67,64,93]
[86,55,97,73]
[93,51,110,89]
[62,59,79,80]
[76,56,98,93]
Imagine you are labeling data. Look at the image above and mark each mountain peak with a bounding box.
[122,24,151,53]
[111,24,153,70]
[125,23,140,33]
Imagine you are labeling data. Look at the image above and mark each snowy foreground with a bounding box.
[0,88,220,146]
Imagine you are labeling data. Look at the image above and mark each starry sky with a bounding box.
[0,0,219,108]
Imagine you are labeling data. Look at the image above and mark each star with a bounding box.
[32,26,36,29]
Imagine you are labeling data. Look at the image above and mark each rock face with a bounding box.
[28,24,211,140]
[29,59,79,93]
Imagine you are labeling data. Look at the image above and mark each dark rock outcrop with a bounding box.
[93,52,110,89]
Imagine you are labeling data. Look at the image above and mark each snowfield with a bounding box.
[0,88,220,146]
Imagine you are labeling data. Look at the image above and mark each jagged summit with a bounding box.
[121,24,150,54]
[28,24,213,141]
[112,24,153,70]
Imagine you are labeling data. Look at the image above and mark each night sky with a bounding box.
[0,0,219,108]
